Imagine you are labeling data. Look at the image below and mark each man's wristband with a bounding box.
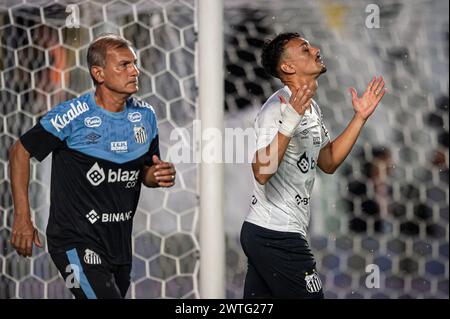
[279,103,303,137]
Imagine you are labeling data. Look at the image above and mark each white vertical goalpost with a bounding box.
[198,0,225,298]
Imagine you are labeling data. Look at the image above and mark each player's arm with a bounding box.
[253,85,313,185]
[9,140,43,257]
[9,121,63,257]
[9,111,67,257]
[252,133,290,185]
[318,76,385,174]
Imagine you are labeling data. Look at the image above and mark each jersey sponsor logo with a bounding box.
[300,129,310,140]
[131,98,155,112]
[295,194,310,206]
[86,163,140,188]
[86,209,100,224]
[84,116,102,128]
[305,270,322,293]
[50,101,89,132]
[86,163,105,186]
[128,112,142,122]
[300,117,308,126]
[133,125,147,144]
[297,152,316,174]
[86,209,133,224]
[101,211,133,223]
[313,136,321,146]
[111,141,128,152]
[107,169,140,185]
[84,249,101,265]
[85,132,101,144]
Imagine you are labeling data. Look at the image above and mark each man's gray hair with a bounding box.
[87,33,133,84]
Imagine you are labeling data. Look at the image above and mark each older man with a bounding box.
[9,34,176,299]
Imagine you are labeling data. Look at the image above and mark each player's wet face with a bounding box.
[103,47,140,94]
[283,38,327,77]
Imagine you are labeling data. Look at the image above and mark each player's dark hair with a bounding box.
[87,33,133,85]
[261,32,301,79]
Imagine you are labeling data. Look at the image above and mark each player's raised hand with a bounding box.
[152,155,176,188]
[279,85,313,116]
[349,76,386,121]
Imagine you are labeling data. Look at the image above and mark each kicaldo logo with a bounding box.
[86,162,140,188]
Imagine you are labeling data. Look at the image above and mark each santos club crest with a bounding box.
[305,270,322,293]
[133,125,147,144]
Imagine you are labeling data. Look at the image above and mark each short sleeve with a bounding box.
[255,103,280,151]
[143,104,160,166]
[39,100,88,141]
[320,120,331,149]
[314,102,331,149]
[143,134,160,166]
[20,122,64,161]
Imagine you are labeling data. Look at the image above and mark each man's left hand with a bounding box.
[152,155,176,187]
[349,76,386,121]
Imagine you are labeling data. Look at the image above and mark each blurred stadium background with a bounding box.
[0,0,448,299]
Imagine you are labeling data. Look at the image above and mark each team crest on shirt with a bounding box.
[84,249,101,265]
[133,125,147,144]
[305,270,322,293]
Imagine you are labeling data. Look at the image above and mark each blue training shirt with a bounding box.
[20,92,160,264]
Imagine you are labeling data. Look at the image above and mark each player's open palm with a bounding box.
[349,76,385,121]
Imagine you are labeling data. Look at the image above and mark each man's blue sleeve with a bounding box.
[39,101,81,141]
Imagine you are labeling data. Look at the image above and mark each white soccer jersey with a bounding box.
[246,86,331,237]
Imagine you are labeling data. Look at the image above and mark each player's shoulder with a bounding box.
[127,96,155,113]
[257,87,287,122]
[40,93,92,139]
[50,92,91,113]
[310,99,324,118]
[311,99,321,109]
[43,93,93,124]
